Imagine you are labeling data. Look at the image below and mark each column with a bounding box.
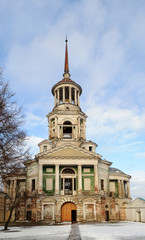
[69,87,71,103]
[54,91,56,106]
[58,88,60,104]
[74,89,77,105]
[55,165,59,195]
[78,92,80,106]
[94,164,99,193]
[55,117,58,138]
[127,181,130,198]
[41,204,44,220]
[63,87,65,103]
[38,164,43,194]
[13,179,17,197]
[75,125,78,139]
[118,180,121,197]
[121,180,124,197]
[4,182,7,193]
[10,180,13,197]
[83,120,86,140]
[78,165,82,194]
[78,118,80,139]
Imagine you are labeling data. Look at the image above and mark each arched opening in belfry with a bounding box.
[59,87,63,103]
[65,87,69,102]
[63,121,72,139]
[71,88,75,103]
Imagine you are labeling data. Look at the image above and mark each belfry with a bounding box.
[3,39,131,223]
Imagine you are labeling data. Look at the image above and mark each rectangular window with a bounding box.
[89,146,92,151]
[32,179,35,191]
[46,178,53,191]
[101,179,104,190]
[43,146,47,152]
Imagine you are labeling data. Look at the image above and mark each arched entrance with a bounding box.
[61,202,77,222]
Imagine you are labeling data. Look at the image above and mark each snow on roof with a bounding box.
[109,167,128,176]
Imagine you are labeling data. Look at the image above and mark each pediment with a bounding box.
[37,144,100,159]
[48,147,90,157]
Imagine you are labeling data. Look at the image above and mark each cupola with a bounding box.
[51,38,82,107]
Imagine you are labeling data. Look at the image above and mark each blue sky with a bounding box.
[0,0,145,199]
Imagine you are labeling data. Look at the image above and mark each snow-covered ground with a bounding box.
[0,224,71,240]
[0,222,145,240]
[79,222,145,240]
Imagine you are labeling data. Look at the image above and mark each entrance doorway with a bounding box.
[137,211,141,222]
[71,210,77,223]
[27,211,32,221]
[105,210,109,221]
[61,202,77,222]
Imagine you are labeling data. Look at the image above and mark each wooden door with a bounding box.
[61,202,77,222]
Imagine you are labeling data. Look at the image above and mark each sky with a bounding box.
[0,0,145,199]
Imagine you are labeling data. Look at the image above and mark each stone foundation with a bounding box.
[15,194,129,223]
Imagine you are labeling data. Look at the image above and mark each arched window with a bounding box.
[63,121,72,139]
[62,169,75,174]
[61,168,76,195]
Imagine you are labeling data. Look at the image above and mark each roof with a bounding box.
[109,167,131,178]
[81,140,98,147]
[51,77,82,95]
[3,167,26,177]
[138,198,145,201]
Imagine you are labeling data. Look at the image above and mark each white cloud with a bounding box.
[25,112,47,129]
[135,152,145,158]
[130,170,145,199]
[25,136,44,157]
[86,105,145,140]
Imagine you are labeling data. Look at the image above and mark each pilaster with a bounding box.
[78,165,82,194]
[38,164,43,194]
[94,164,98,193]
[55,165,59,195]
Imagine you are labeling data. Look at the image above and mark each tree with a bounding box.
[0,70,30,229]
[4,174,26,231]
[0,70,29,175]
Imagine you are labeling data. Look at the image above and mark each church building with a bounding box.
[3,39,131,223]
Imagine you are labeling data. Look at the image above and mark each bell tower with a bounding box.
[47,38,87,145]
